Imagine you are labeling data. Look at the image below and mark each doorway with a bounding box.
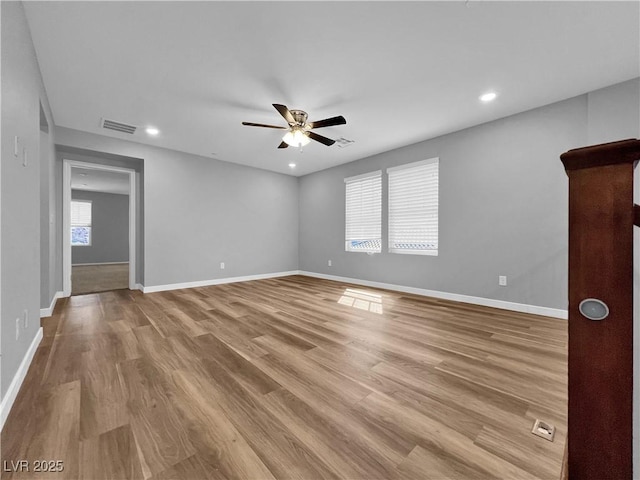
[62,160,137,297]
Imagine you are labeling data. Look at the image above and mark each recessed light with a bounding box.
[79,173,88,177]
[480,92,497,102]
[289,163,296,168]
[82,183,88,186]
[146,127,159,136]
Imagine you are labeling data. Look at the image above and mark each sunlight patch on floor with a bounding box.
[338,288,383,314]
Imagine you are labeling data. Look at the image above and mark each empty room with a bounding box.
[1,1,639,479]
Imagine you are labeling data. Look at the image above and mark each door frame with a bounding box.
[62,160,137,296]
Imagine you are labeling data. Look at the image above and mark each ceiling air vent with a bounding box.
[335,137,355,148]
[101,118,137,135]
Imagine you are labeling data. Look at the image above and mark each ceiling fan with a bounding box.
[242,104,346,149]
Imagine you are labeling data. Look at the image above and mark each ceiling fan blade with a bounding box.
[307,131,336,146]
[308,115,347,129]
[242,121,286,129]
[273,104,295,125]
[277,141,289,149]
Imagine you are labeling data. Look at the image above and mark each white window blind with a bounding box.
[71,200,92,226]
[345,171,382,252]
[388,158,439,255]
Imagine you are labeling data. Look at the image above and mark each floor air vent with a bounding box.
[101,118,137,134]
[531,419,556,441]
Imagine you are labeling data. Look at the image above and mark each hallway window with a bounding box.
[71,200,92,246]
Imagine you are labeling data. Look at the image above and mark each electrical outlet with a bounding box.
[23,309,28,329]
[328,260,332,267]
[499,275,507,286]
[220,262,225,270]
[16,318,20,340]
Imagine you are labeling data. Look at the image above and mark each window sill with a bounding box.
[389,249,438,256]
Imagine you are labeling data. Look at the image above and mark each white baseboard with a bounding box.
[142,270,300,294]
[134,283,143,291]
[40,291,64,318]
[0,327,43,430]
[298,271,568,319]
[72,261,129,266]
[140,269,567,319]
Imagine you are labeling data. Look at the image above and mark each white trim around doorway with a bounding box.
[62,160,137,297]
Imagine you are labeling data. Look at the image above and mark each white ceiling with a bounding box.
[71,167,130,195]
[24,1,639,177]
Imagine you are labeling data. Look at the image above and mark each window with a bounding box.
[345,171,382,253]
[388,158,439,255]
[71,200,92,246]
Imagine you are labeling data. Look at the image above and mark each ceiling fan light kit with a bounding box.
[242,103,346,150]
[282,127,311,148]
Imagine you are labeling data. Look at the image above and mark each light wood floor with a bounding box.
[72,263,129,296]
[1,275,567,479]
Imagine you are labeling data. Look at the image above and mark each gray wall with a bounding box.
[55,127,299,288]
[1,1,56,398]
[71,190,129,265]
[587,78,640,144]
[300,95,586,311]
